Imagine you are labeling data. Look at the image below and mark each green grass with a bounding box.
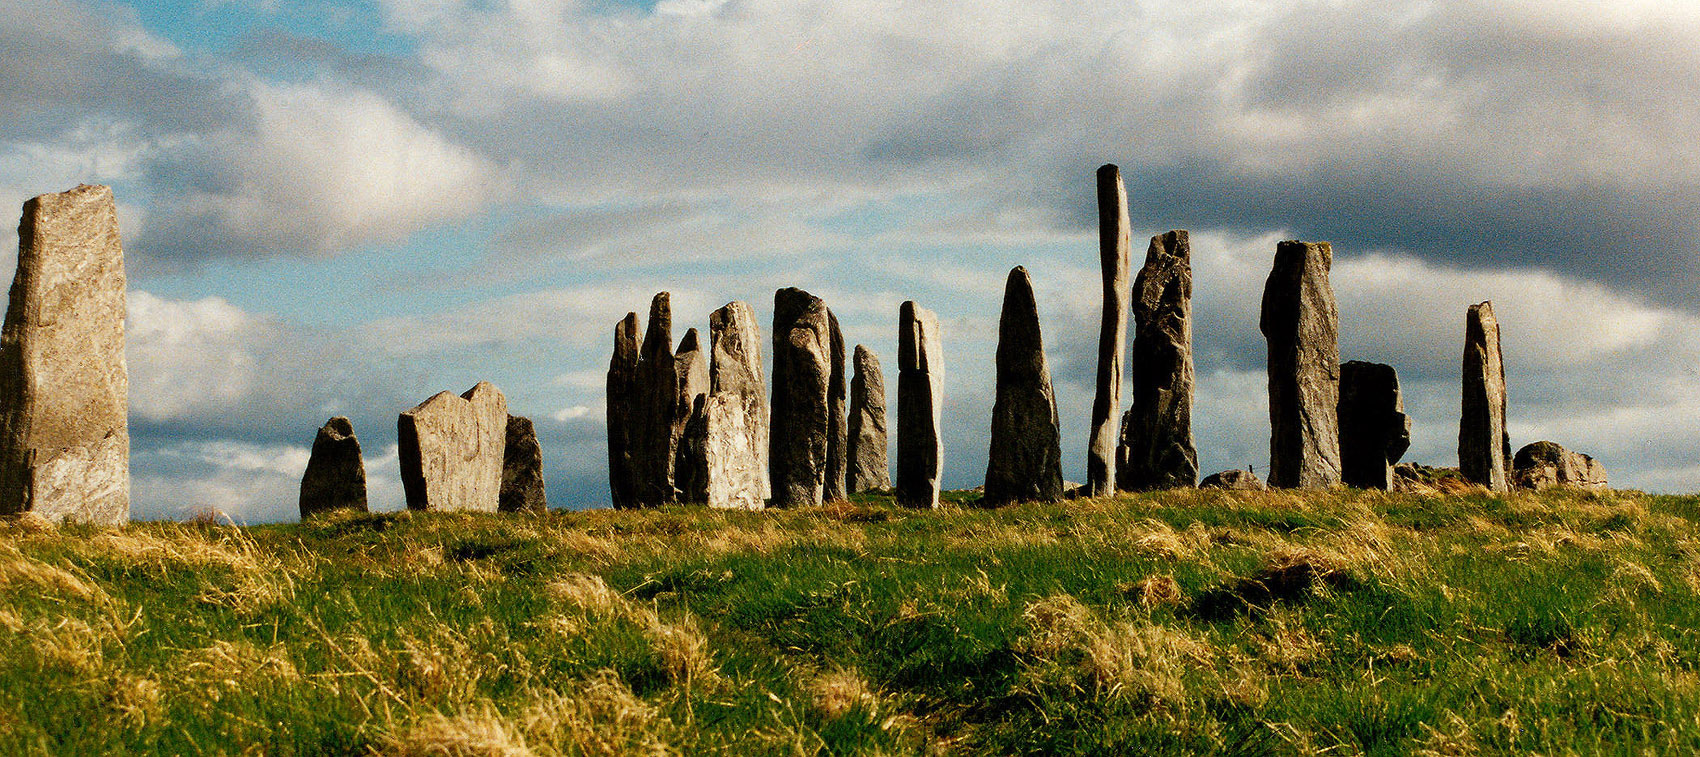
[5,487,1700,755]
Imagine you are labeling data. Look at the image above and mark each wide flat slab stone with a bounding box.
[399,381,507,512]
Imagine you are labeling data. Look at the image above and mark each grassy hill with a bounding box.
[4,487,1700,755]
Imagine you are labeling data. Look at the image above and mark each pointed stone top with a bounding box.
[322,417,355,439]
[677,327,701,354]
[461,381,502,402]
[854,344,878,369]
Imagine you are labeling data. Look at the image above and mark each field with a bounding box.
[4,487,1700,755]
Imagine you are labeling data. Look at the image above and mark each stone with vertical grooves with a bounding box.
[1460,301,1510,492]
[824,310,849,502]
[896,302,943,509]
[500,415,547,512]
[1337,361,1411,490]
[984,266,1063,505]
[770,288,832,508]
[671,329,710,503]
[704,301,769,509]
[1260,240,1341,489]
[632,293,675,506]
[1088,164,1131,497]
[0,184,129,525]
[1118,230,1197,491]
[606,312,640,509]
[299,417,367,518]
[399,381,508,511]
[848,345,890,493]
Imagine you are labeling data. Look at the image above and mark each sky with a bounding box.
[4,0,1700,522]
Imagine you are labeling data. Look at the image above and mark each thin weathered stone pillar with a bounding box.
[1088,164,1130,497]
[984,267,1063,505]
[672,329,709,503]
[299,417,367,518]
[848,346,890,493]
[1260,241,1341,489]
[1460,301,1510,492]
[500,415,547,512]
[1118,230,1197,490]
[824,311,849,501]
[1338,361,1411,490]
[0,185,129,525]
[770,288,832,507]
[399,381,508,511]
[704,301,769,509]
[607,312,640,509]
[632,293,675,506]
[896,301,943,508]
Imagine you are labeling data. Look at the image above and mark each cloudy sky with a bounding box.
[4,0,1699,521]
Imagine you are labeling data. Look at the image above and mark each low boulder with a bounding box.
[1512,441,1608,491]
[1199,469,1266,491]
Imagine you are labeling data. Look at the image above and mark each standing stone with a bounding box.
[1087,164,1131,498]
[671,329,710,503]
[299,417,367,518]
[1512,441,1607,491]
[1260,240,1341,489]
[1460,301,1510,492]
[632,293,676,506]
[704,301,769,509]
[848,346,890,493]
[399,381,508,511]
[984,267,1064,505]
[500,415,547,512]
[824,311,849,502]
[896,301,943,509]
[770,288,833,508]
[607,313,640,509]
[1337,361,1412,490]
[1118,230,1198,491]
[0,185,129,525]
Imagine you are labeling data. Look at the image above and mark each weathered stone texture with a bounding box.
[770,288,832,508]
[500,415,547,512]
[1338,361,1412,490]
[1260,240,1342,489]
[671,329,710,503]
[607,313,640,509]
[0,184,129,525]
[1513,441,1607,491]
[1118,230,1197,491]
[1199,469,1267,491]
[1087,164,1131,498]
[896,301,943,509]
[1459,301,1511,493]
[704,301,769,509]
[848,345,890,493]
[824,311,849,502]
[984,267,1063,505]
[399,381,508,511]
[299,417,367,518]
[633,293,676,506]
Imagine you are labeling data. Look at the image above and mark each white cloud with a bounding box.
[126,291,268,422]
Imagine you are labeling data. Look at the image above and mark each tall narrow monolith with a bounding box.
[299,417,367,518]
[632,293,675,506]
[1260,241,1341,489]
[848,346,890,493]
[824,311,849,501]
[1118,230,1197,490]
[704,301,769,509]
[1460,301,1510,492]
[897,302,943,509]
[607,312,640,509]
[1338,361,1411,490]
[1087,164,1130,497]
[770,288,832,507]
[671,329,709,503]
[984,267,1063,505]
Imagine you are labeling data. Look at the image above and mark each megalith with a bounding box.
[299,417,367,518]
[824,311,849,502]
[632,293,676,506]
[1512,441,1607,491]
[896,301,943,508]
[704,301,769,509]
[500,415,547,512]
[606,312,640,509]
[1199,469,1267,491]
[848,345,890,493]
[1337,361,1412,490]
[1118,230,1197,491]
[399,381,508,511]
[984,267,1064,505]
[672,329,710,503]
[1260,240,1341,489]
[1459,301,1510,492]
[770,288,832,508]
[1087,164,1131,498]
[0,185,129,525]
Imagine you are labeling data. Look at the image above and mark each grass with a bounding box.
[4,487,1700,754]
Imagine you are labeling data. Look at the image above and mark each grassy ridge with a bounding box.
[3,488,1700,755]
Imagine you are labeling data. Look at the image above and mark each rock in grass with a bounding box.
[399,381,508,512]
[825,310,849,502]
[1459,301,1511,493]
[1338,361,1412,490]
[983,266,1063,505]
[770,288,833,508]
[606,312,641,509]
[500,415,547,512]
[299,417,367,518]
[1118,230,1198,491]
[1199,469,1267,491]
[633,293,677,506]
[848,345,890,493]
[1260,240,1341,489]
[671,329,710,503]
[896,301,944,509]
[0,184,129,525]
[1087,164,1131,498]
[704,301,769,509]
[1512,441,1607,491]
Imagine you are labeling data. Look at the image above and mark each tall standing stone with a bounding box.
[704,301,769,509]
[500,415,547,512]
[607,313,640,509]
[1087,164,1130,498]
[897,301,944,509]
[671,329,710,503]
[1118,230,1197,491]
[399,381,508,511]
[299,417,367,518]
[1337,361,1411,490]
[984,267,1064,505]
[824,311,849,502]
[633,293,675,506]
[1260,241,1341,489]
[0,185,129,525]
[1460,301,1510,492]
[770,288,833,508]
[848,345,890,493]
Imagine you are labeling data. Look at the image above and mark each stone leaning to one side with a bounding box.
[1260,240,1342,489]
[606,312,641,509]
